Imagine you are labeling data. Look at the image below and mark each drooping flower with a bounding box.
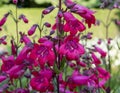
[0,35,7,45]
[28,24,38,36]
[42,6,55,15]
[19,14,29,23]
[94,46,107,58]
[59,35,85,60]
[29,39,55,68]
[20,32,31,45]
[1,55,15,72]
[0,13,9,27]
[65,0,96,28]
[11,40,17,56]
[63,12,85,35]
[6,65,25,79]
[15,44,33,65]
[91,52,101,65]
[0,76,7,83]
[71,75,90,85]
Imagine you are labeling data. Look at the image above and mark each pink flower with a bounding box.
[11,40,17,56]
[1,55,15,72]
[0,13,9,27]
[20,33,31,45]
[71,75,90,85]
[59,35,85,60]
[6,65,25,79]
[28,24,38,36]
[0,76,7,82]
[19,14,28,23]
[29,40,55,68]
[0,35,7,45]
[94,46,107,58]
[13,0,18,4]
[30,76,50,92]
[91,52,101,65]
[97,67,110,80]
[63,12,85,35]
[15,44,33,65]
[65,0,96,28]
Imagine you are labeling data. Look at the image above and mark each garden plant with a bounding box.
[0,0,120,93]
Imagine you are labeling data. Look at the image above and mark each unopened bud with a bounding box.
[42,6,55,15]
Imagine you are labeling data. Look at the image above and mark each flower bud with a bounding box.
[28,24,38,36]
[42,6,55,15]
[44,22,51,28]
[13,0,18,4]
[58,11,63,18]
[19,14,28,23]
[0,35,7,45]
[0,13,9,27]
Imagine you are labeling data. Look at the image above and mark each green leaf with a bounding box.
[60,57,66,71]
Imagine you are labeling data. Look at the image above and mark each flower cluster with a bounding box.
[0,0,110,93]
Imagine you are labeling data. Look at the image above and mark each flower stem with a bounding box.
[15,4,19,46]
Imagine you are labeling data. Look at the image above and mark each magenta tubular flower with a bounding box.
[44,22,51,28]
[72,75,89,85]
[30,76,50,92]
[59,35,85,60]
[20,33,31,45]
[1,55,15,72]
[29,40,55,68]
[0,35,7,45]
[97,67,110,80]
[63,12,85,35]
[6,65,25,79]
[28,24,38,36]
[94,46,107,58]
[42,6,55,15]
[19,14,28,23]
[65,0,95,28]
[11,40,17,56]
[39,68,53,80]
[71,5,96,28]
[91,52,101,65]
[0,76,7,82]
[15,45,33,65]
[0,13,9,27]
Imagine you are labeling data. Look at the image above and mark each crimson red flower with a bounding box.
[63,12,85,35]
[59,35,85,60]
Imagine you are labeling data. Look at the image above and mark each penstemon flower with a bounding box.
[63,12,85,35]
[0,0,111,92]
[59,35,85,60]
